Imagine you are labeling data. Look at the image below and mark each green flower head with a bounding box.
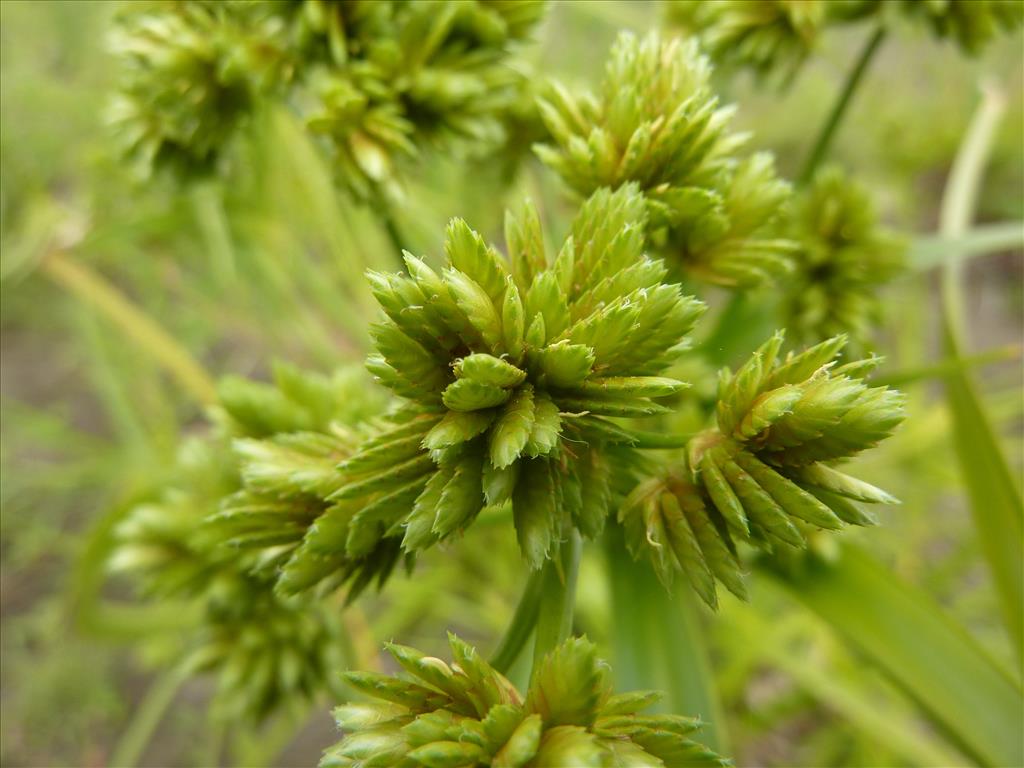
[109,364,394,719]
[109,0,546,193]
[108,1,288,177]
[667,0,829,79]
[535,31,797,288]
[900,0,1024,54]
[110,437,348,722]
[780,166,906,349]
[321,635,729,768]
[621,331,905,607]
[317,185,704,573]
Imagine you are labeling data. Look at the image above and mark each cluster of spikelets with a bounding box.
[185,186,701,599]
[666,0,1024,81]
[620,331,905,608]
[535,31,797,289]
[780,166,906,349]
[108,364,390,720]
[109,0,545,195]
[321,635,728,768]
[107,1,291,178]
[666,0,828,79]
[303,185,704,577]
[205,366,418,600]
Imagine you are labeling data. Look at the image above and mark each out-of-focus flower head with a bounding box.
[108,0,547,196]
[898,0,1024,54]
[321,635,729,767]
[108,364,391,720]
[108,1,290,177]
[780,166,906,349]
[666,0,829,80]
[620,331,905,608]
[535,31,797,289]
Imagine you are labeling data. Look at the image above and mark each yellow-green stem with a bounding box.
[490,567,545,673]
[42,251,217,407]
[109,661,191,768]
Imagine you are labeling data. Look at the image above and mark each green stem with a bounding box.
[197,716,226,768]
[909,221,1024,271]
[190,181,237,291]
[872,344,1020,387]
[109,662,191,768]
[490,567,546,673]
[799,26,886,184]
[371,186,409,269]
[626,428,694,450]
[531,530,582,680]
[940,83,1006,347]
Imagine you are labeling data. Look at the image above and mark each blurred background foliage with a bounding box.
[1,1,1021,766]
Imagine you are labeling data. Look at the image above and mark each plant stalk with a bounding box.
[872,344,1020,387]
[939,82,1005,345]
[530,530,582,680]
[799,26,886,184]
[626,428,694,450]
[42,251,217,407]
[937,82,1023,670]
[490,567,546,673]
[371,184,409,268]
[109,662,191,768]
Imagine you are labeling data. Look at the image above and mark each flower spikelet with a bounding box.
[535,31,797,288]
[620,331,905,608]
[312,185,704,575]
[320,635,729,767]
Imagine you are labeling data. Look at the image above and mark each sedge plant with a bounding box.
[75,2,1024,767]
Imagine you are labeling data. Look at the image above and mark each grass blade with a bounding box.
[761,543,1024,767]
[939,84,1023,668]
[729,604,968,767]
[606,527,729,752]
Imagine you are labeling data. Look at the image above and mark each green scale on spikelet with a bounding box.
[321,635,729,768]
[620,331,905,608]
[273,185,704,585]
[534,31,797,288]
